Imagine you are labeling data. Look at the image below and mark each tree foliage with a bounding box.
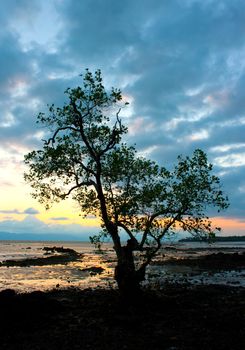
[24,69,229,293]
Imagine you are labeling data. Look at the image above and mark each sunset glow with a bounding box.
[0,0,245,238]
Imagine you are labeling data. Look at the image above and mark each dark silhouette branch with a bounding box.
[44,126,79,145]
[99,108,123,156]
[140,209,173,248]
[117,221,140,250]
[138,214,179,272]
[71,101,98,160]
[24,70,229,295]
[71,157,96,177]
[62,180,96,198]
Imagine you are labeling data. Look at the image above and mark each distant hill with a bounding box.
[179,236,245,242]
[0,231,88,242]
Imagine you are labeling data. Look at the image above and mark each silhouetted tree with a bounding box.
[24,69,229,295]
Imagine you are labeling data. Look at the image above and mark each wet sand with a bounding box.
[0,243,245,291]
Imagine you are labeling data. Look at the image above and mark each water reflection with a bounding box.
[0,242,116,292]
[0,241,244,292]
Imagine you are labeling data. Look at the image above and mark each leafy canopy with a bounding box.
[24,69,229,263]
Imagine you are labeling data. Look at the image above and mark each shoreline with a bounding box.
[0,244,244,349]
[0,245,245,291]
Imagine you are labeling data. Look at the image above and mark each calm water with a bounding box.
[0,241,116,292]
[0,240,244,292]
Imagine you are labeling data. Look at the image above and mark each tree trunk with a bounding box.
[114,241,146,297]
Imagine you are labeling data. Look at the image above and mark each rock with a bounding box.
[0,247,83,267]
[79,266,105,275]
[0,289,16,299]
[164,246,177,251]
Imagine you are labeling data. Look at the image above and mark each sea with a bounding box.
[0,240,244,292]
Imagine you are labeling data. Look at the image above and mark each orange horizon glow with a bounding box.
[210,217,245,235]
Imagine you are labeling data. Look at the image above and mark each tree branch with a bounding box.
[62,180,96,198]
[138,214,180,271]
[179,218,212,236]
[71,101,98,160]
[71,157,96,177]
[140,209,173,248]
[117,221,141,250]
[44,126,79,145]
[99,108,123,156]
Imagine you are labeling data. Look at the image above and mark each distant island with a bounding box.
[0,231,89,242]
[179,236,245,242]
[0,231,244,243]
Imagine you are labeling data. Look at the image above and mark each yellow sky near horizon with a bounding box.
[1,173,244,236]
[1,146,244,236]
[0,162,100,229]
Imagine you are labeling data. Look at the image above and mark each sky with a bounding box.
[0,0,245,239]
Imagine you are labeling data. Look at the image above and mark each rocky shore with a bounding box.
[0,284,244,350]
[0,246,244,349]
[0,246,83,267]
[160,251,245,269]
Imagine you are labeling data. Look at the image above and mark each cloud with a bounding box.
[23,207,40,215]
[0,0,245,228]
[213,153,245,168]
[0,209,21,215]
[0,216,99,238]
[0,207,39,215]
[50,217,69,221]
